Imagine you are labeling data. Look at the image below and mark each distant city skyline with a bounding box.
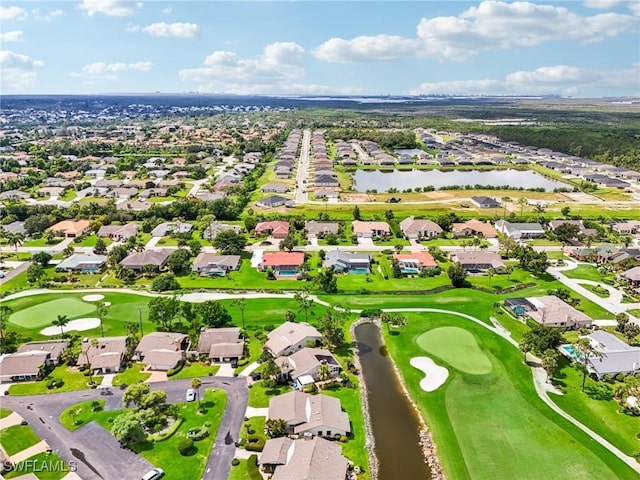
[1,0,638,97]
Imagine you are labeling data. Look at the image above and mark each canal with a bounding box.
[355,323,432,480]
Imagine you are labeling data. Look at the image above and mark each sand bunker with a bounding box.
[40,318,100,336]
[103,302,111,307]
[82,294,105,302]
[410,356,449,392]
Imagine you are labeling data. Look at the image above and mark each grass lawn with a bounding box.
[0,423,41,455]
[59,399,106,431]
[228,455,261,480]
[550,358,640,458]
[8,297,98,328]
[73,234,111,248]
[384,311,639,480]
[112,363,151,386]
[582,283,610,298]
[7,365,102,396]
[0,409,12,418]
[247,381,290,408]
[563,264,606,282]
[3,451,69,480]
[170,362,220,380]
[23,237,62,247]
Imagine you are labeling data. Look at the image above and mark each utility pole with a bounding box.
[138,308,144,336]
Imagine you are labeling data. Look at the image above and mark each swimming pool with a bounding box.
[350,268,370,274]
[277,271,298,277]
[560,344,581,361]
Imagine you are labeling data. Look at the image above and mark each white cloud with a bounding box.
[140,22,199,38]
[409,64,640,96]
[314,1,637,63]
[0,6,26,20]
[0,30,23,42]
[70,60,152,81]
[179,41,358,94]
[0,50,44,92]
[162,6,172,15]
[39,9,64,21]
[78,0,142,17]
[582,0,625,8]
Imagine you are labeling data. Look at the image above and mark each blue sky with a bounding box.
[1,0,638,96]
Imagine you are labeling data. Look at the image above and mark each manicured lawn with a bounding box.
[563,264,606,283]
[385,312,639,480]
[492,309,530,343]
[3,451,69,480]
[0,423,40,455]
[582,283,610,298]
[113,363,151,386]
[416,327,492,374]
[73,234,111,248]
[170,362,220,380]
[9,297,97,328]
[228,455,261,480]
[247,381,290,408]
[23,237,62,247]
[550,358,640,458]
[0,408,12,418]
[59,399,106,431]
[7,365,102,396]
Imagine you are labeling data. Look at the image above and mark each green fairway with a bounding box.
[385,312,639,480]
[416,327,492,375]
[8,298,97,328]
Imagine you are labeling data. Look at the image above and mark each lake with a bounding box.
[351,169,568,192]
[354,323,432,480]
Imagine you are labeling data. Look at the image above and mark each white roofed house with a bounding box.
[581,330,640,380]
[275,348,342,388]
[267,390,350,438]
[495,220,545,240]
[264,321,322,357]
[191,253,241,276]
[55,253,107,273]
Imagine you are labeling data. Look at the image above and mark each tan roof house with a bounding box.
[352,220,391,239]
[97,223,139,242]
[258,437,348,480]
[452,219,497,238]
[267,390,350,437]
[47,219,91,238]
[511,295,593,329]
[120,249,172,272]
[275,348,342,387]
[0,351,51,383]
[77,336,127,374]
[16,340,69,365]
[304,221,339,239]
[135,332,189,371]
[450,251,505,271]
[265,322,322,357]
[399,217,442,240]
[197,327,245,363]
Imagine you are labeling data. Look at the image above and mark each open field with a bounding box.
[385,312,639,479]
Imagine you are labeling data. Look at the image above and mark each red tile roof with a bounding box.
[261,252,305,267]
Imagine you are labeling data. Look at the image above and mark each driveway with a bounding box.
[0,261,30,286]
[357,237,374,246]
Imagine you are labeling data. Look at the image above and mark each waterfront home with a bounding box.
[352,220,391,239]
[450,251,505,272]
[267,391,350,437]
[197,327,244,363]
[275,347,342,387]
[135,332,189,371]
[259,252,305,278]
[259,437,348,480]
[495,220,545,240]
[191,253,241,276]
[451,219,497,238]
[324,250,371,273]
[399,216,443,240]
[255,220,290,239]
[264,321,322,357]
[505,295,592,329]
[55,253,107,273]
[77,336,128,374]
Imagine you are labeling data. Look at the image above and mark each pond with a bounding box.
[351,168,568,192]
[355,323,431,480]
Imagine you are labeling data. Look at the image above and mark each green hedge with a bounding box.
[247,454,261,480]
[245,436,265,452]
[149,416,183,442]
[166,360,184,377]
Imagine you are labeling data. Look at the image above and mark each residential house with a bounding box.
[261,183,289,194]
[47,219,91,238]
[255,221,290,239]
[581,330,640,380]
[38,186,64,197]
[393,251,438,274]
[258,437,348,480]
[399,217,443,240]
[352,220,391,239]
[265,321,322,357]
[120,249,172,272]
[0,221,27,236]
[138,188,169,200]
[16,340,68,365]
[97,223,138,242]
[267,391,350,438]
[95,179,123,189]
[116,200,151,212]
[191,253,241,276]
[506,295,592,329]
[197,327,244,363]
[612,221,640,235]
[201,222,240,241]
[304,221,339,239]
[450,251,505,272]
[260,251,305,277]
[275,348,342,387]
[77,336,128,374]
[620,266,640,286]
[151,221,193,237]
[0,190,30,200]
[495,220,545,240]
[55,253,107,273]
[107,187,138,200]
[470,196,500,209]
[451,219,497,238]
[548,220,597,237]
[324,250,371,273]
[135,332,189,371]
[314,175,340,188]
[313,190,339,200]
[257,195,288,209]
[0,351,50,383]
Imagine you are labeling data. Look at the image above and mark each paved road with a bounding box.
[2,377,248,480]
[0,260,31,286]
[293,129,311,204]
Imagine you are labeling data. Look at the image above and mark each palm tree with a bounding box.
[518,198,527,218]
[501,196,511,218]
[96,302,109,338]
[6,232,25,252]
[487,267,496,287]
[505,265,514,281]
[575,337,603,392]
[232,298,247,331]
[317,363,331,382]
[191,378,202,407]
[83,338,99,384]
[52,315,69,337]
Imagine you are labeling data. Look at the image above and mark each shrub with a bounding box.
[245,437,265,452]
[46,378,64,389]
[178,438,195,456]
[166,360,184,377]
[231,459,240,466]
